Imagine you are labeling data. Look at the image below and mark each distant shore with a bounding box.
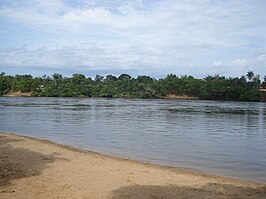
[3,91,266,102]
[2,91,32,97]
[2,92,199,100]
[0,132,265,199]
[1,72,265,102]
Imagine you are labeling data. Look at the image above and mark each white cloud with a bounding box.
[213,61,224,66]
[258,54,266,61]
[232,59,248,66]
[0,44,172,71]
[0,0,266,77]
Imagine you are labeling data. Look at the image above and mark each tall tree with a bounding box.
[246,71,254,81]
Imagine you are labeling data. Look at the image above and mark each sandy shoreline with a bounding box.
[0,132,265,199]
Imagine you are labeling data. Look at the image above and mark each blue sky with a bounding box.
[0,0,266,78]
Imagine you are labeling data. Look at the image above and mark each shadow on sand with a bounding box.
[0,135,63,188]
[110,183,266,199]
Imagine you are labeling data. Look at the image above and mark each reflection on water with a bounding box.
[0,97,266,183]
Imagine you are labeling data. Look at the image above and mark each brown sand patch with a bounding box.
[0,132,265,199]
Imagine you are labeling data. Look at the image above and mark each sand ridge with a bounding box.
[0,132,265,199]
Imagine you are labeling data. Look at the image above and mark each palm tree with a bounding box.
[246,71,254,81]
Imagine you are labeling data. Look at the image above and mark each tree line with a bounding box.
[0,71,265,102]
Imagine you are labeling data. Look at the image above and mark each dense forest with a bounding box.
[0,71,265,102]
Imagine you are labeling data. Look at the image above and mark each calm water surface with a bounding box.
[0,97,266,183]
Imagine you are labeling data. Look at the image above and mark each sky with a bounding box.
[0,0,266,78]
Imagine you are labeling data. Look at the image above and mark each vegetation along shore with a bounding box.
[1,71,266,102]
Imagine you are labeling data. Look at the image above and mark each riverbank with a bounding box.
[2,91,32,97]
[2,91,199,100]
[1,72,263,102]
[0,132,265,199]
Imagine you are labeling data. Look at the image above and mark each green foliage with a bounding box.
[0,72,11,95]
[0,71,263,102]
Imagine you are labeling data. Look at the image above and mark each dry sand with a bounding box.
[3,91,31,97]
[0,132,265,199]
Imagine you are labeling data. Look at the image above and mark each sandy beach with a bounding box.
[0,132,265,199]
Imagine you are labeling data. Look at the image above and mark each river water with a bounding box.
[0,97,265,183]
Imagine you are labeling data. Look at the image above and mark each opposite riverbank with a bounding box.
[0,132,265,199]
[2,92,199,100]
[1,72,264,102]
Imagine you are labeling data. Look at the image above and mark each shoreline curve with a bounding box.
[0,131,265,199]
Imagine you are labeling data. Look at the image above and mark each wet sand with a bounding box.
[0,132,265,199]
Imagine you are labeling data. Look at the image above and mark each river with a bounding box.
[0,97,265,183]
